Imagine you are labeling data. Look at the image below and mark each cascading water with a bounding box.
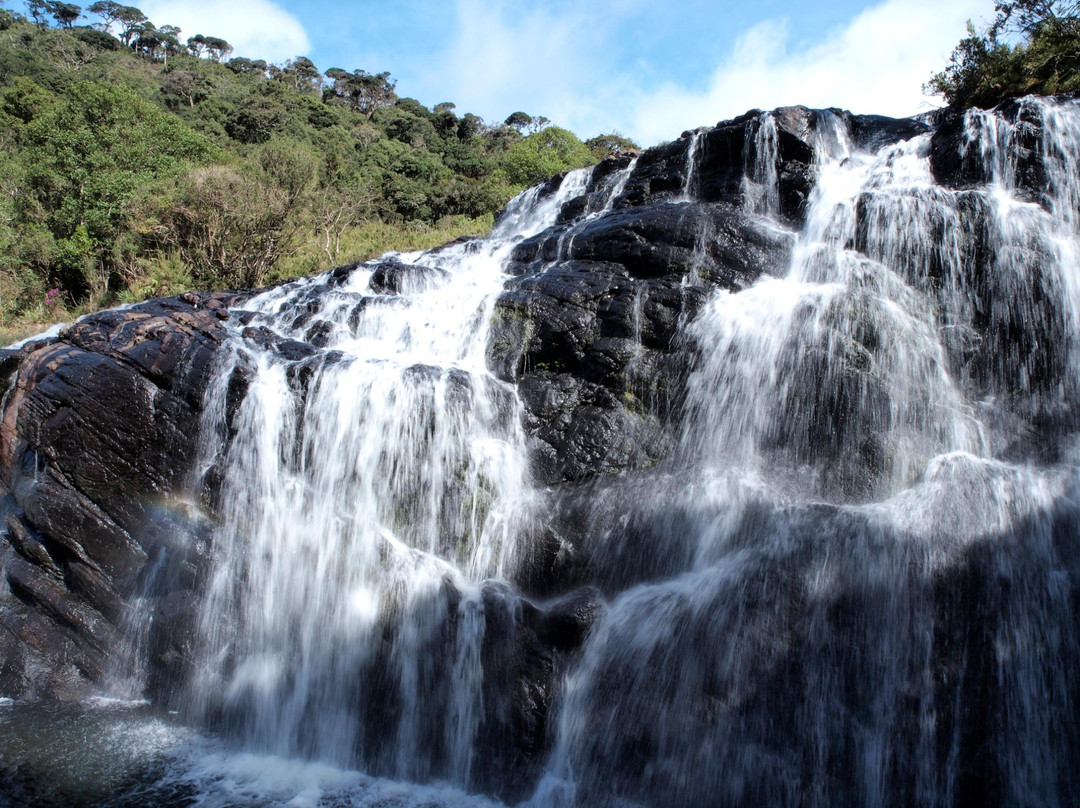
[551,155,640,262]
[681,129,703,200]
[529,97,1080,808]
[691,118,985,497]
[742,112,780,216]
[179,169,606,785]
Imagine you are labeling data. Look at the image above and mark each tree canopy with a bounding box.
[928,0,1080,107]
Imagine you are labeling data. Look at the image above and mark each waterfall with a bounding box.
[182,170,593,782]
[691,124,986,495]
[552,156,640,261]
[682,129,703,200]
[742,112,780,216]
[54,97,1079,808]
[531,97,1080,808]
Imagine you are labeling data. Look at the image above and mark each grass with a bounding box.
[0,318,64,347]
[271,214,496,282]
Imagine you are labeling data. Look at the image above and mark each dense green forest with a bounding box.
[928,0,1080,108]
[5,1,1075,338]
[0,1,637,334]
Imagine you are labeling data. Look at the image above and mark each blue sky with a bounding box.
[130,0,995,144]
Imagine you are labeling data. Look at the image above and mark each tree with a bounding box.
[161,67,209,107]
[48,1,82,27]
[203,35,231,61]
[158,24,181,62]
[503,111,550,134]
[586,133,640,159]
[130,21,161,57]
[74,26,121,50]
[224,94,286,143]
[0,6,602,313]
[311,175,375,262]
[132,22,181,62]
[227,56,268,76]
[2,77,54,124]
[186,33,206,57]
[504,111,532,132]
[432,102,459,137]
[500,126,596,187]
[159,138,317,288]
[87,0,125,30]
[279,56,320,92]
[378,102,438,148]
[114,4,146,45]
[26,0,50,27]
[324,68,396,117]
[994,1,1080,36]
[458,112,482,140]
[20,81,214,297]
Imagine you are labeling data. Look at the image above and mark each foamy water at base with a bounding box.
[0,703,502,808]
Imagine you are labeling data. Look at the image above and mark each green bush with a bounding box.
[500,126,596,187]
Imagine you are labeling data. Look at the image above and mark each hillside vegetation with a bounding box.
[0,2,636,333]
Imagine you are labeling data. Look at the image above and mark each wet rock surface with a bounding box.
[0,292,249,699]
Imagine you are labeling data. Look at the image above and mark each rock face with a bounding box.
[0,292,247,699]
[486,106,926,493]
[2,98,1064,805]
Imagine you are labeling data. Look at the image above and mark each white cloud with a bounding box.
[404,0,994,146]
[626,0,993,145]
[140,0,310,64]
[406,0,620,131]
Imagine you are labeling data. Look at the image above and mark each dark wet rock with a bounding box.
[490,202,790,485]
[467,586,603,801]
[930,98,1046,200]
[563,202,791,284]
[327,261,363,286]
[0,295,241,699]
[842,110,928,151]
[515,371,674,483]
[368,259,451,295]
[510,202,790,285]
[611,106,928,227]
[472,582,556,803]
[534,586,607,651]
[147,588,201,705]
[241,325,318,361]
[930,108,989,191]
[487,255,692,485]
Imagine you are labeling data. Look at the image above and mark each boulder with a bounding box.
[368,259,451,295]
[489,202,792,484]
[0,292,247,699]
